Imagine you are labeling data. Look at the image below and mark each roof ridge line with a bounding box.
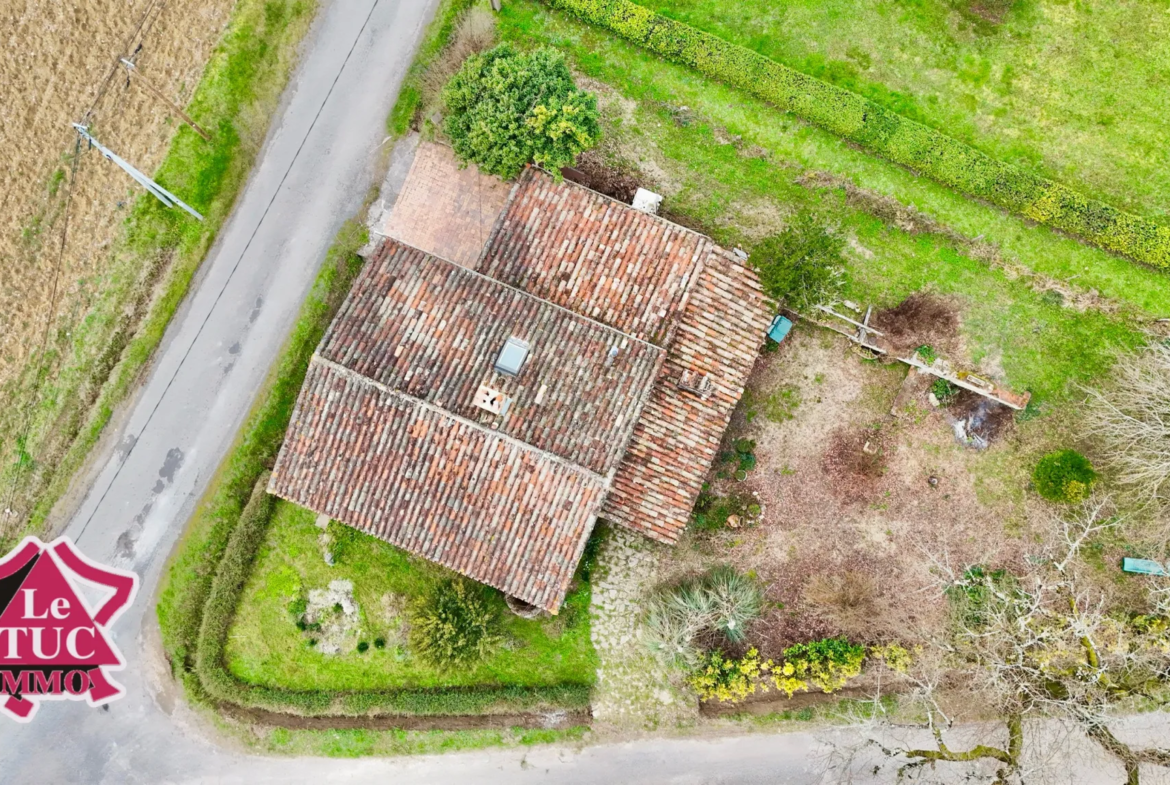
[312,354,613,489]
[380,238,666,352]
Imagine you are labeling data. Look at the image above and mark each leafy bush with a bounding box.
[688,647,766,702]
[1033,449,1097,503]
[357,641,370,653]
[916,345,939,365]
[409,579,504,670]
[947,565,1019,627]
[870,643,914,673]
[931,377,958,406]
[750,215,846,313]
[689,639,871,703]
[442,43,600,178]
[775,637,866,695]
[541,0,1170,270]
[732,438,757,476]
[645,566,763,666]
[690,487,754,531]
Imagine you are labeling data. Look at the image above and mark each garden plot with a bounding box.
[225,501,598,693]
[680,323,1035,657]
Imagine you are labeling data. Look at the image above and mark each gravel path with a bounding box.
[589,526,697,730]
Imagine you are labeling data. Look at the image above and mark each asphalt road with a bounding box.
[0,0,440,779]
[4,0,1165,781]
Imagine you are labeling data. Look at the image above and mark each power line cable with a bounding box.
[5,0,174,535]
[76,0,386,544]
[84,0,167,122]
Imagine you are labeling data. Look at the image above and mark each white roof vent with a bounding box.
[474,384,508,415]
[494,337,529,377]
[632,187,663,215]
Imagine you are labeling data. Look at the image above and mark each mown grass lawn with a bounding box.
[224,500,598,692]
[631,0,1170,222]
[500,1,1170,322]
[499,0,1146,410]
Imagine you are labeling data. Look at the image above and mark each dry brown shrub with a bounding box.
[872,293,960,359]
[822,428,887,501]
[804,572,875,622]
[421,6,498,113]
[802,570,920,644]
[563,150,641,203]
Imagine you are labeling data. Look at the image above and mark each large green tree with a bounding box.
[750,214,846,314]
[442,44,600,179]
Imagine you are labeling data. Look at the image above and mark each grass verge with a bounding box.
[4,0,317,543]
[246,723,590,757]
[387,0,477,136]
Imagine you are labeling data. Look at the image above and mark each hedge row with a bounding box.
[193,473,591,717]
[540,0,1170,271]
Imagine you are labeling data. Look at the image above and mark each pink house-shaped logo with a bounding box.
[0,537,138,722]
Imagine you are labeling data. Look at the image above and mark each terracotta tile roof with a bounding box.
[602,250,772,543]
[321,241,663,475]
[478,168,711,345]
[270,163,771,610]
[269,358,606,612]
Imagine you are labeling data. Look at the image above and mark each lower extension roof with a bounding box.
[269,357,606,611]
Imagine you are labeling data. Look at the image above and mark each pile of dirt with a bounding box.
[821,427,888,501]
[872,293,960,359]
[562,151,641,203]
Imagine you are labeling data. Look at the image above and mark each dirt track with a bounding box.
[0,0,234,399]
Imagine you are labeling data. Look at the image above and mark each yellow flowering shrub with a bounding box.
[688,648,769,702]
[869,643,915,673]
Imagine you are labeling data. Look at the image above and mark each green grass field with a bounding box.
[631,0,1170,222]
[499,0,1146,410]
[225,501,598,692]
[501,1,1170,322]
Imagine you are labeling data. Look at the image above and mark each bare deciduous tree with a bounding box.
[821,496,1170,784]
[1084,343,1170,508]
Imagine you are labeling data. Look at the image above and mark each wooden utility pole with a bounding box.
[120,59,211,141]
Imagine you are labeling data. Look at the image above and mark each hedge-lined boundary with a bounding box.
[194,473,591,717]
[161,0,593,725]
[540,0,1170,271]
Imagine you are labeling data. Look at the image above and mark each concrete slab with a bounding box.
[382,141,511,268]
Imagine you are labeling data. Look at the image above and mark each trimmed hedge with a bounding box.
[194,474,592,717]
[540,0,1170,271]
